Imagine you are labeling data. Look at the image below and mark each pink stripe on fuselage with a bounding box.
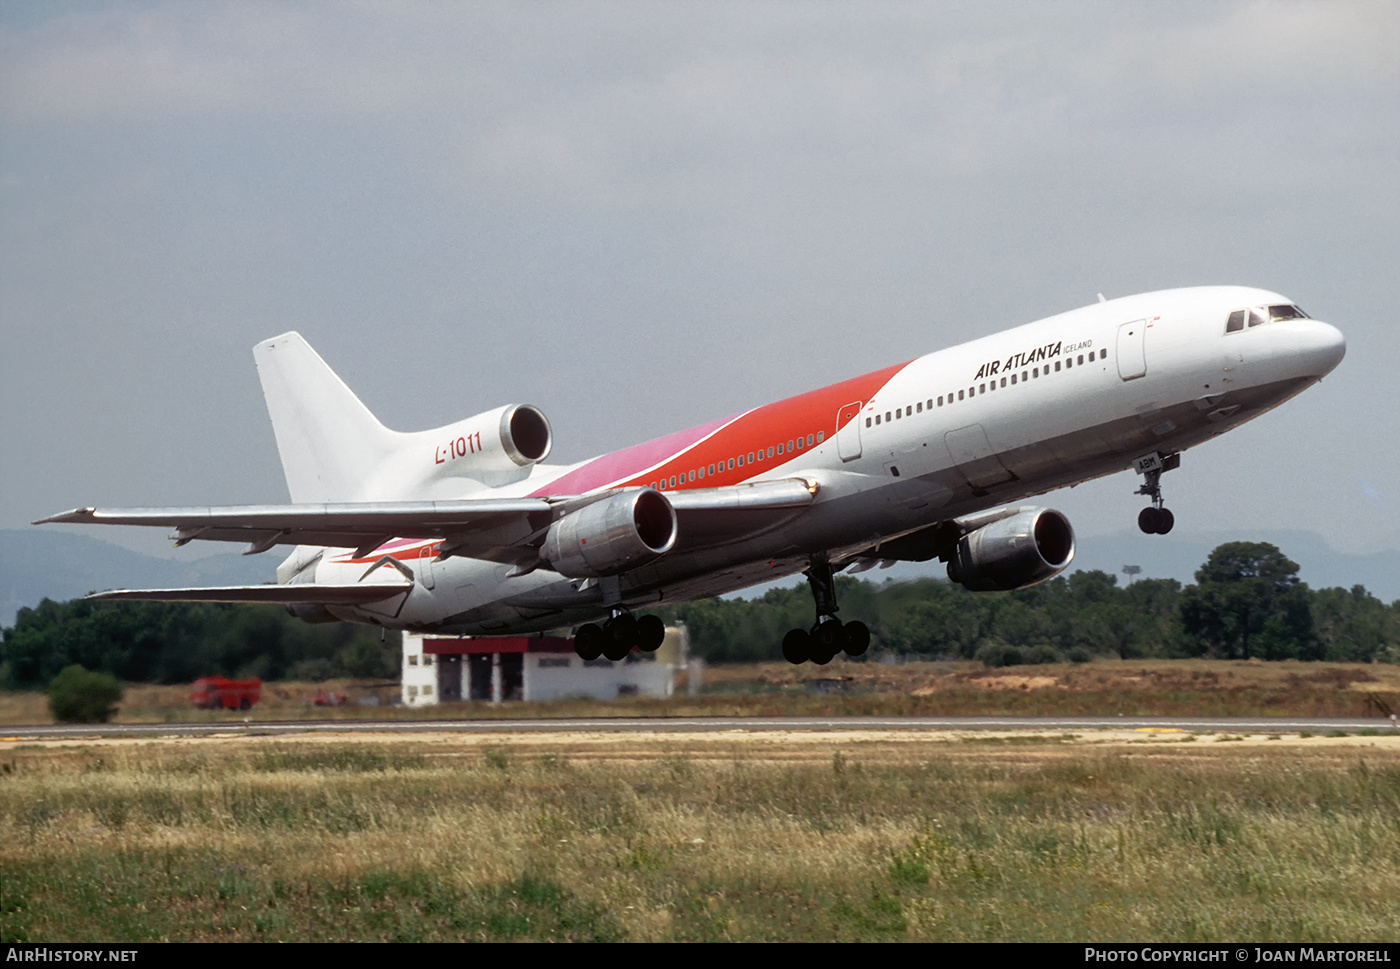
[528,415,737,497]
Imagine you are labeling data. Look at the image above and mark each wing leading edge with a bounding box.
[38,476,817,568]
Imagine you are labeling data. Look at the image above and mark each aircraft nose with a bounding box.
[1301,320,1346,377]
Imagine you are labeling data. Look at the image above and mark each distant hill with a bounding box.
[1,530,270,627]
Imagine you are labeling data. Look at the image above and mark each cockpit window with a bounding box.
[1226,303,1309,334]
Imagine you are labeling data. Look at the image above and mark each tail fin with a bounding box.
[254,333,395,503]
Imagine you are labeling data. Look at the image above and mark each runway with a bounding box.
[4,714,1396,741]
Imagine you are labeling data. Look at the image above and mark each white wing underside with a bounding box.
[36,480,819,604]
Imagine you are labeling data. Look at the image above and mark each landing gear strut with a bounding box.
[1134,452,1179,535]
[574,610,665,661]
[781,555,871,665]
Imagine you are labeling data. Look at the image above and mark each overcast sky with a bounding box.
[3,1,1397,571]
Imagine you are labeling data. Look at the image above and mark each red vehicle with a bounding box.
[190,677,262,711]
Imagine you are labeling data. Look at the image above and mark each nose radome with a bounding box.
[1306,321,1346,377]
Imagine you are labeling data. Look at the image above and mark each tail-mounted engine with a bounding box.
[946,508,1075,592]
[424,404,552,479]
[542,489,678,578]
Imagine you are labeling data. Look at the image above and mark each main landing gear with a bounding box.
[781,555,871,665]
[1134,452,1180,535]
[573,611,665,662]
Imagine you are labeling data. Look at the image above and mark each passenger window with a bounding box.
[1065,358,1072,369]
[895,408,902,419]
[807,434,815,446]
[979,383,986,393]
[817,432,824,443]
[767,447,774,458]
[1011,374,1017,385]
[1000,377,1007,388]
[958,390,964,401]
[1054,361,1061,372]
[1077,355,1084,365]
[866,417,872,428]
[885,412,891,422]
[875,415,881,425]
[777,443,784,455]
[729,458,735,470]
[1022,371,1029,381]
[788,440,794,451]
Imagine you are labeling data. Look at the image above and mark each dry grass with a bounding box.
[3,729,1399,942]
[3,660,1399,727]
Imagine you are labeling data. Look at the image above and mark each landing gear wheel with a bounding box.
[782,628,811,665]
[1138,507,1160,534]
[843,620,870,657]
[574,623,604,661]
[1138,506,1175,535]
[810,619,845,665]
[601,614,636,661]
[1156,508,1174,534]
[636,614,665,652]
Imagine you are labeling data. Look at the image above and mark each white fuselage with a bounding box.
[307,286,1344,635]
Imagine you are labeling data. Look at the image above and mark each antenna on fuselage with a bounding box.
[1097,293,1107,303]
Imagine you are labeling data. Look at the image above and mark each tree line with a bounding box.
[2,542,1396,687]
[657,542,1398,665]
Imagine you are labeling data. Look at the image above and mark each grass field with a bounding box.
[3,729,1399,942]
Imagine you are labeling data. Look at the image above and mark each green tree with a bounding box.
[47,664,124,723]
[1178,543,1317,660]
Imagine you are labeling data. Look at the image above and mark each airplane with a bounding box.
[38,286,1345,665]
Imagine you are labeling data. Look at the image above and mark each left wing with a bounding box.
[36,479,818,566]
[37,499,556,560]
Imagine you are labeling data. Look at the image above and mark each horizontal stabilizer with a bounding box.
[83,583,412,605]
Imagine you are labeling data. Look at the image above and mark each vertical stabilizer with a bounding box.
[254,333,396,503]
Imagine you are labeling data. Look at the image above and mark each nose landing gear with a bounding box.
[1133,452,1179,535]
[780,555,871,665]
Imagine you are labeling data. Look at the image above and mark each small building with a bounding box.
[400,627,689,706]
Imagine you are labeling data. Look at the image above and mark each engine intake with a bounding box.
[542,489,678,578]
[947,508,1075,592]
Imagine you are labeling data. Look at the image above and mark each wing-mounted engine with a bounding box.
[541,489,678,578]
[946,507,1075,592]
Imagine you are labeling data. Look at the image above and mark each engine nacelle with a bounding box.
[422,404,552,478]
[542,489,678,578]
[946,508,1075,592]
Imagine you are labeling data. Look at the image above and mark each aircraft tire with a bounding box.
[574,624,604,661]
[782,628,810,665]
[813,619,846,655]
[636,614,665,651]
[1157,508,1175,534]
[843,620,870,656]
[1138,507,1160,534]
